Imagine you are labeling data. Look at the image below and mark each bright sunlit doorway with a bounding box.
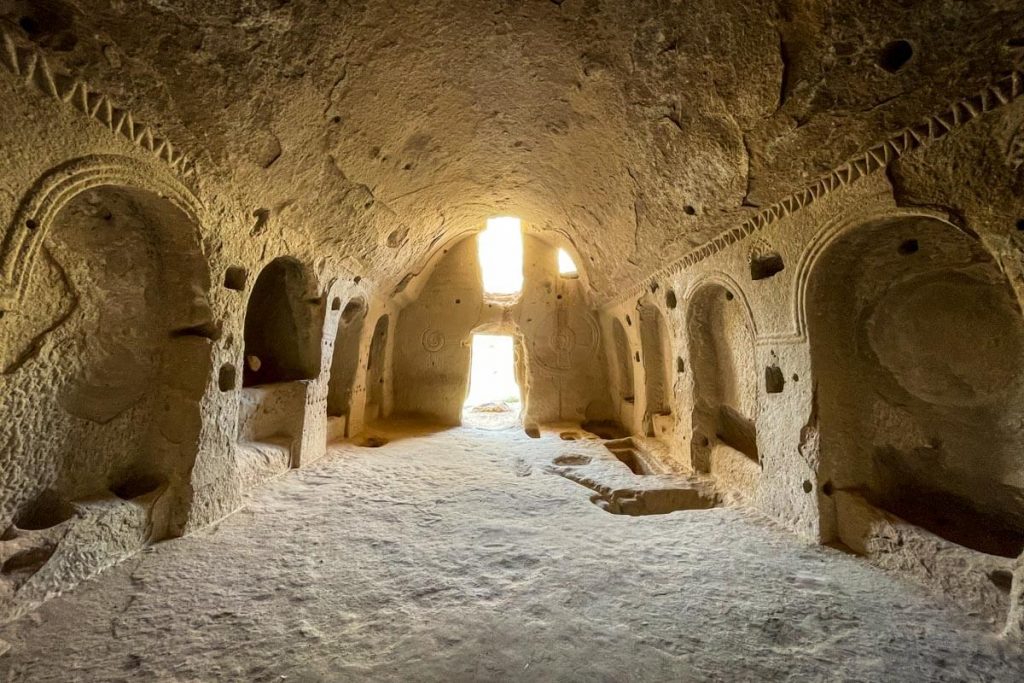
[463,333,522,429]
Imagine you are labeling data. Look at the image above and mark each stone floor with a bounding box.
[2,422,1022,682]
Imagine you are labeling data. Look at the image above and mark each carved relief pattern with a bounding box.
[530,309,599,375]
[604,69,1024,306]
[748,238,776,264]
[0,30,198,182]
[1009,123,1024,170]
[421,328,445,352]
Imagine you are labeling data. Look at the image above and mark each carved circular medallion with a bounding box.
[421,328,446,352]
[551,327,576,352]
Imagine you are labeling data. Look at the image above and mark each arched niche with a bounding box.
[243,257,321,387]
[0,182,213,537]
[611,318,635,404]
[686,283,759,489]
[639,302,672,436]
[365,313,390,421]
[0,155,202,310]
[326,298,368,420]
[807,215,1024,557]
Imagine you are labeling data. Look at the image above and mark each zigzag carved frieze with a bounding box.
[0,29,199,182]
[605,69,1024,308]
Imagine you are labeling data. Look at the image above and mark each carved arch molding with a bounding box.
[0,155,204,310]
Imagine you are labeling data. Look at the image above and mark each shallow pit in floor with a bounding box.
[591,486,719,516]
[552,453,592,466]
[546,441,720,516]
[603,437,659,475]
[12,492,76,531]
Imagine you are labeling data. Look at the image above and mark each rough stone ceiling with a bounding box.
[3,0,1023,296]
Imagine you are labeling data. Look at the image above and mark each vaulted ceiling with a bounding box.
[3,0,1022,297]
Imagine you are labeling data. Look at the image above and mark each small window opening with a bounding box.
[478,217,524,296]
[463,334,521,428]
[557,248,578,278]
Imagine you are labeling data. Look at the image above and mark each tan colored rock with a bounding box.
[0,0,1023,666]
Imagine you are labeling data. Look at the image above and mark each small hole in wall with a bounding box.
[25,218,37,230]
[1015,219,1024,231]
[634,351,640,363]
[676,357,685,373]
[765,365,785,394]
[331,297,342,311]
[18,16,40,35]
[171,321,222,341]
[725,291,734,301]
[665,290,677,309]
[822,481,834,496]
[625,315,632,326]
[218,364,237,392]
[112,475,162,501]
[455,298,461,304]
[556,294,563,300]
[791,373,799,382]
[750,253,785,281]
[683,205,697,216]
[989,569,1014,594]
[802,480,813,493]
[878,39,913,73]
[223,266,247,291]
[898,238,919,255]
[354,276,362,284]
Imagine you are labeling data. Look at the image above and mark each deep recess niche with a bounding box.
[243,257,321,387]
[687,285,759,468]
[807,215,1024,557]
[2,184,212,533]
[612,319,634,403]
[327,298,367,418]
[639,303,671,435]
[365,314,390,420]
